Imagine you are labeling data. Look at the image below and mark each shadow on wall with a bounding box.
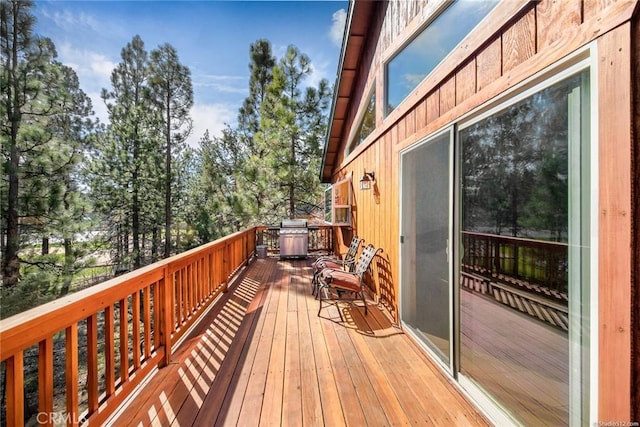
[369,252,396,323]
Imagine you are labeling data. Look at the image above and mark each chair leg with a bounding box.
[361,291,368,315]
[311,271,317,295]
[317,284,325,316]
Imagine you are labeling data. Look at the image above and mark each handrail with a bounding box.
[0,227,258,426]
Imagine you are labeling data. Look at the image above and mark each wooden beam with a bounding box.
[598,22,633,422]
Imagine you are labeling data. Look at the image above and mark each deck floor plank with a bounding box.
[329,306,390,426]
[217,258,280,427]
[231,262,281,427]
[257,259,288,427]
[305,282,346,427]
[108,256,489,427]
[296,262,325,427]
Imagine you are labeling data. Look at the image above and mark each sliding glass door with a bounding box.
[458,69,591,425]
[400,64,592,425]
[400,129,452,368]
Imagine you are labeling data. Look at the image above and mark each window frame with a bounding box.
[328,177,352,226]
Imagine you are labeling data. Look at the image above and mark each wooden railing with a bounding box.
[0,227,257,426]
[462,231,568,293]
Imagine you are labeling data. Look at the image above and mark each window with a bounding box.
[347,85,376,155]
[385,0,498,115]
[324,186,332,222]
[330,177,352,225]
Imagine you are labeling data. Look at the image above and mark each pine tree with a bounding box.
[148,43,193,257]
[1,0,93,287]
[260,45,330,220]
[233,40,276,225]
[1,0,38,287]
[98,35,158,269]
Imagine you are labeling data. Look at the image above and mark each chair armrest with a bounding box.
[315,255,339,262]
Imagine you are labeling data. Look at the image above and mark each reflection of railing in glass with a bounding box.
[462,231,568,293]
[461,231,569,329]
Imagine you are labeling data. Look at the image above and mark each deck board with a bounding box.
[108,256,489,427]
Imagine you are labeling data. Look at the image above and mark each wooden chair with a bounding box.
[311,236,363,295]
[316,243,382,316]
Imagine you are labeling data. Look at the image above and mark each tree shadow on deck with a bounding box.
[109,257,271,426]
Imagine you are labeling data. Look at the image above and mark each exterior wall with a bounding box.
[327,0,638,421]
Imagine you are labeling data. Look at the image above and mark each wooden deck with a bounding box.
[108,256,489,426]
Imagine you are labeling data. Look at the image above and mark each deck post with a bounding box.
[160,265,173,367]
[5,353,24,426]
[223,242,229,293]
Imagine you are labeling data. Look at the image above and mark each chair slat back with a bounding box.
[344,236,364,269]
[354,244,382,277]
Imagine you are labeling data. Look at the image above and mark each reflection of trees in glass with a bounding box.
[358,93,376,143]
[461,75,583,242]
[348,90,375,154]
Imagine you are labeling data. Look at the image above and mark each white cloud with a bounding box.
[193,74,247,95]
[86,91,109,126]
[57,43,115,88]
[53,44,116,125]
[42,8,101,32]
[308,58,332,89]
[187,103,237,149]
[329,9,347,47]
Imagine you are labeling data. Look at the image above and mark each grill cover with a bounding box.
[280,219,308,228]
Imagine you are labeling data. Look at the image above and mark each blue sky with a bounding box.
[33,0,348,147]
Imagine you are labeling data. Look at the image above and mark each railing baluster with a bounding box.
[119,298,129,382]
[223,243,229,293]
[153,281,161,351]
[189,263,194,311]
[105,305,115,396]
[38,337,54,426]
[86,314,99,414]
[195,259,201,306]
[144,286,152,359]
[183,267,189,319]
[175,269,182,326]
[132,290,141,369]
[65,323,79,426]
[160,266,173,367]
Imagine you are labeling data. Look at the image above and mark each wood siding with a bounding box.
[327,0,639,421]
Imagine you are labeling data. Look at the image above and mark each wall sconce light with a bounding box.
[360,170,375,190]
